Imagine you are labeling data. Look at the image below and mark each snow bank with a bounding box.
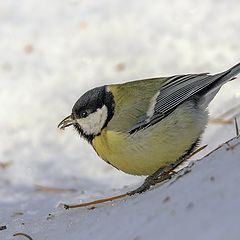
[0,0,240,239]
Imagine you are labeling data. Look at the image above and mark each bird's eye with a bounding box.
[81,111,88,118]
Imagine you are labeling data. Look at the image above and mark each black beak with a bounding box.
[58,114,76,130]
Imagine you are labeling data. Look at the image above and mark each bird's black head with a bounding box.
[58,86,115,143]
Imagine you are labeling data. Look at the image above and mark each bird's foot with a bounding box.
[127,173,172,196]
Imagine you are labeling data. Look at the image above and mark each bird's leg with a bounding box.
[127,155,188,196]
[127,165,173,195]
[128,143,208,195]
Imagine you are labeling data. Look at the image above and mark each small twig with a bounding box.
[170,145,207,173]
[188,145,208,158]
[64,193,128,209]
[13,232,33,240]
[229,112,240,121]
[159,145,207,180]
[209,104,240,125]
[234,117,239,136]
[169,168,192,186]
[209,118,233,125]
[35,184,77,193]
[64,145,207,209]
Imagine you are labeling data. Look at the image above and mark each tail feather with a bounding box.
[226,62,240,79]
[206,62,240,91]
[199,62,240,107]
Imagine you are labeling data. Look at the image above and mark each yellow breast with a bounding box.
[92,101,207,176]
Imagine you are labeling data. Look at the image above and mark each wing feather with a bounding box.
[129,68,237,134]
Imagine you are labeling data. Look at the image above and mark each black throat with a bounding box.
[73,124,94,143]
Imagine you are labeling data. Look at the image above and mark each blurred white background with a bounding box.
[0,0,239,239]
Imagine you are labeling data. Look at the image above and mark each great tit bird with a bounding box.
[58,63,240,194]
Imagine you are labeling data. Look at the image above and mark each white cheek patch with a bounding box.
[77,105,108,135]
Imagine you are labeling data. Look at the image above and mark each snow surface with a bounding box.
[0,0,240,239]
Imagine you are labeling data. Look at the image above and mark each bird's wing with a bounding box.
[129,63,240,134]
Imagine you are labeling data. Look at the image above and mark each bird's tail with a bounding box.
[200,62,240,107]
[219,62,240,83]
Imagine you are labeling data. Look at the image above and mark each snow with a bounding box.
[0,0,240,239]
